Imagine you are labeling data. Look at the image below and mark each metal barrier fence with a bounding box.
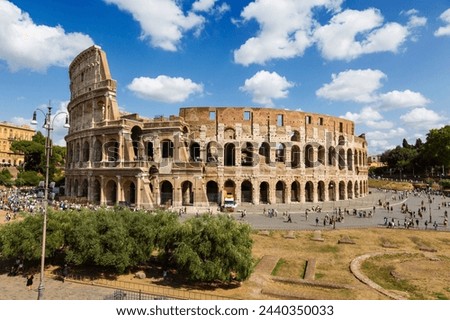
[105,289,173,300]
[65,274,234,300]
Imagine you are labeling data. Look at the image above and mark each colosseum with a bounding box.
[64,45,369,209]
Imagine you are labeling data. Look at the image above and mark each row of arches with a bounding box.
[159,178,368,206]
[67,134,367,169]
[66,176,368,208]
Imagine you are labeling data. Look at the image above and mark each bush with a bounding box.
[15,170,42,187]
[0,169,13,186]
[0,209,254,281]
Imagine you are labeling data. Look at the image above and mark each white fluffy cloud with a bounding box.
[127,75,204,103]
[434,8,450,36]
[314,9,409,60]
[239,70,294,106]
[104,0,225,51]
[233,0,342,66]
[192,0,217,12]
[0,1,94,71]
[377,90,430,110]
[341,107,393,129]
[316,69,386,103]
[366,128,408,154]
[400,107,445,129]
[234,2,425,65]
[316,68,430,110]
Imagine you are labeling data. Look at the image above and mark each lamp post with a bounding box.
[31,102,69,300]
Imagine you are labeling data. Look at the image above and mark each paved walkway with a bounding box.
[183,189,449,232]
[0,273,116,300]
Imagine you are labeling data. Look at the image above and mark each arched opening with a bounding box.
[181,181,194,205]
[347,181,353,199]
[160,181,173,206]
[354,181,359,198]
[241,142,254,166]
[338,135,345,146]
[92,179,101,204]
[73,179,79,197]
[339,181,346,200]
[318,146,325,166]
[93,140,102,162]
[241,180,253,203]
[259,142,271,164]
[74,142,80,162]
[291,145,301,168]
[305,144,314,168]
[206,141,218,163]
[224,127,235,139]
[149,165,159,176]
[206,181,219,205]
[81,179,88,197]
[275,181,285,203]
[224,143,235,166]
[259,182,269,204]
[347,149,353,171]
[82,141,90,162]
[161,140,174,158]
[305,181,314,202]
[276,143,285,163]
[291,130,300,142]
[317,181,325,202]
[224,180,236,205]
[338,149,346,170]
[105,140,119,162]
[124,181,136,205]
[291,181,300,202]
[105,180,117,206]
[328,147,336,166]
[131,126,143,159]
[190,142,201,161]
[328,181,336,201]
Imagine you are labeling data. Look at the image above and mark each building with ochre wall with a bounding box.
[0,121,34,167]
[64,45,369,209]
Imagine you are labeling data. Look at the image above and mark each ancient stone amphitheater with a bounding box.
[64,45,368,209]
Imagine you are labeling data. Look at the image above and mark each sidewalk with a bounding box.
[0,273,115,300]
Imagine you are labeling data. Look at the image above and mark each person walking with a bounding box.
[26,274,34,290]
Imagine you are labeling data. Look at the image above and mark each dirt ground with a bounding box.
[115,228,450,300]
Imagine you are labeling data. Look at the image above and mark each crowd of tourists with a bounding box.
[1,186,449,232]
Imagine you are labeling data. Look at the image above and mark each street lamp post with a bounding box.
[31,103,69,300]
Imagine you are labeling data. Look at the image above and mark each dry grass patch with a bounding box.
[116,228,450,300]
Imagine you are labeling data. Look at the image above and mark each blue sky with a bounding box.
[1,0,450,154]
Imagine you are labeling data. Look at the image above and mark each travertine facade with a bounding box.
[0,121,34,167]
[65,46,368,209]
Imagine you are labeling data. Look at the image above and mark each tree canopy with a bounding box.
[0,209,254,282]
[377,125,450,178]
[9,131,66,185]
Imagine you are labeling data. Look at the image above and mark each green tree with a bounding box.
[172,214,253,282]
[10,132,45,173]
[421,125,450,170]
[380,146,418,174]
[10,131,66,185]
[0,214,44,261]
[0,169,13,187]
[14,170,42,187]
